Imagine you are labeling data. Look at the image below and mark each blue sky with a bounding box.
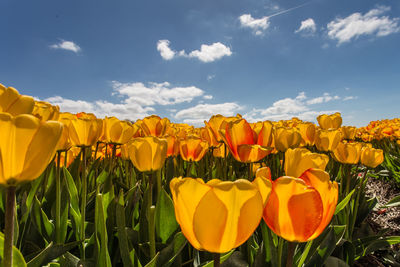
[1,0,399,126]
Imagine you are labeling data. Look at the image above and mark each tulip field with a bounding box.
[2,84,400,267]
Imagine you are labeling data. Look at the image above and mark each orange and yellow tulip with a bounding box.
[170,177,268,253]
[314,129,342,152]
[128,136,167,172]
[179,136,209,162]
[256,168,338,242]
[0,84,35,116]
[274,127,301,152]
[317,112,342,129]
[0,112,63,185]
[284,148,329,178]
[102,117,137,145]
[137,115,170,137]
[219,119,271,163]
[32,101,60,121]
[68,115,103,147]
[360,147,384,168]
[332,142,362,164]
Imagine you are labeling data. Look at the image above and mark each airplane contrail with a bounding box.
[266,2,311,19]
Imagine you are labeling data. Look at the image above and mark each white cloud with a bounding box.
[112,81,204,106]
[156,40,232,62]
[175,103,242,126]
[295,18,316,34]
[343,96,358,101]
[327,6,400,44]
[239,14,270,35]
[244,92,345,122]
[50,40,81,53]
[44,81,208,121]
[306,93,340,105]
[188,43,232,62]
[207,74,216,81]
[157,40,176,60]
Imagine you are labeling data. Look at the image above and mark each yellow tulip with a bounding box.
[0,84,35,115]
[274,127,301,152]
[315,129,342,152]
[332,142,362,164]
[296,122,316,146]
[128,136,167,172]
[284,148,329,178]
[102,117,137,145]
[212,144,229,158]
[340,126,357,140]
[0,112,63,185]
[256,168,338,242]
[32,101,60,121]
[56,123,72,151]
[317,112,342,129]
[179,136,209,162]
[170,177,267,253]
[137,115,170,137]
[360,147,384,168]
[68,116,103,147]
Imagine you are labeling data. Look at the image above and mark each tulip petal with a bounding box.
[299,169,338,240]
[193,189,228,253]
[264,177,323,242]
[170,177,210,250]
[209,179,263,252]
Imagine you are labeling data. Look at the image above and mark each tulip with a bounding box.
[0,84,35,115]
[219,119,271,163]
[296,122,316,146]
[0,112,62,267]
[204,114,242,143]
[256,168,338,242]
[170,177,268,253]
[340,126,357,140]
[256,121,275,148]
[317,112,342,129]
[360,147,384,168]
[274,127,301,152]
[102,116,137,145]
[128,136,167,172]
[284,148,329,178]
[212,144,229,158]
[179,136,209,162]
[32,101,60,121]
[138,115,170,137]
[332,142,362,164]
[165,135,180,157]
[0,112,63,185]
[68,115,103,147]
[314,129,342,152]
[56,123,72,151]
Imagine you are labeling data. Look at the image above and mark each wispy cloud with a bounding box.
[240,3,309,36]
[50,40,81,53]
[175,103,242,125]
[244,91,355,122]
[327,6,400,45]
[156,40,232,62]
[295,18,316,35]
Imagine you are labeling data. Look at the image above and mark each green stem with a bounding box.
[213,253,220,267]
[286,242,295,267]
[55,151,62,244]
[349,169,368,239]
[224,143,228,180]
[297,240,313,267]
[3,186,16,267]
[149,205,156,260]
[248,162,253,180]
[80,146,87,260]
[278,238,284,267]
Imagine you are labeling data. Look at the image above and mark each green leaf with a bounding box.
[0,232,27,267]
[116,189,134,267]
[63,167,81,239]
[382,195,400,208]
[156,232,187,267]
[95,193,112,267]
[363,236,400,257]
[323,256,349,267]
[305,226,345,267]
[201,250,235,267]
[26,241,80,267]
[96,170,109,185]
[335,189,355,215]
[144,252,160,267]
[155,188,179,244]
